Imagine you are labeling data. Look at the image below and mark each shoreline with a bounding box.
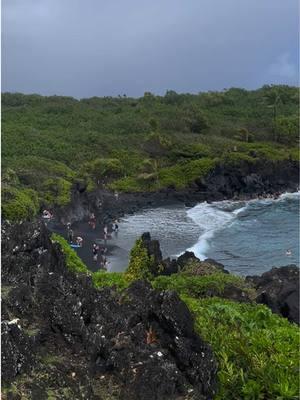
[54,157,299,226]
[46,189,299,274]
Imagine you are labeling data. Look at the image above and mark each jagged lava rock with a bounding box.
[246,266,299,324]
[141,231,163,265]
[2,221,218,400]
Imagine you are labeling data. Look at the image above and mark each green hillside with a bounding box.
[2,85,299,220]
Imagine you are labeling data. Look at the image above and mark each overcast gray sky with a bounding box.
[1,0,299,98]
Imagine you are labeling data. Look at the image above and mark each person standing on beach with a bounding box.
[89,213,96,230]
[103,259,109,270]
[92,243,99,261]
[68,229,74,244]
[112,220,119,233]
[103,225,108,244]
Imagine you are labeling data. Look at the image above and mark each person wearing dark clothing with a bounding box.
[112,220,119,232]
[68,229,74,243]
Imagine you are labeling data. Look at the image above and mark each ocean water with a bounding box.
[110,192,299,276]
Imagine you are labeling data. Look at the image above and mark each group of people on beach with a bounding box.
[64,213,120,271]
[92,243,109,269]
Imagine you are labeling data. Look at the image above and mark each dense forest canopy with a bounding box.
[1,85,299,220]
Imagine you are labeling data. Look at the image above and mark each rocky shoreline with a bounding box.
[2,221,218,400]
[2,218,299,399]
[2,159,299,399]
[55,159,299,226]
[44,159,299,274]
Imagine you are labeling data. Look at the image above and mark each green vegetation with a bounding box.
[5,230,299,399]
[2,86,299,395]
[2,85,299,219]
[106,237,299,399]
[51,234,89,274]
[2,186,39,221]
[152,272,256,299]
[153,270,299,398]
[124,238,156,282]
[184,297,299,400]
[92,271,128,290]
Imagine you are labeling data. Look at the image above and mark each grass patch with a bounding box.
[92,271,128,290]
[152,272,256,299]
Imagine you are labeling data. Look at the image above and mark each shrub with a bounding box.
[42,178,72,207]
[152,272,255,299]
[220,151,256,167]
[142,132,171,158]
[2,168,20,187]
[183,297,300,400]
[109,176,146,192]
[289,147,300,162]
[2,187,39,221]
[158,158,217,189]
[124,238,155,282]
[81,158,124,183]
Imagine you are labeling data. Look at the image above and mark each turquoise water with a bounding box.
[111,192,299,276]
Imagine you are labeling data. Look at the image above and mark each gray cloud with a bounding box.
[2,0,299,98]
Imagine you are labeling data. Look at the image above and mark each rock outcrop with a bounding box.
[54,160,299,225]
[141,232,163,266]
[2,222,218,400]
[246,266,299,325]
[139,233,229,278]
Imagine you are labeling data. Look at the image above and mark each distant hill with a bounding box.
[1,85,299,220]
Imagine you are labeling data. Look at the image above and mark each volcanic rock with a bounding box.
[2,221,218,399]
[246,266,299,324]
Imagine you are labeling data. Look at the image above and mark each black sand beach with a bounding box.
[46,218,123,272]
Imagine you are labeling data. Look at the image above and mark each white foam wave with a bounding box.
[278,191,300,201]
[182,191,299,260]
[185,201,247,260]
